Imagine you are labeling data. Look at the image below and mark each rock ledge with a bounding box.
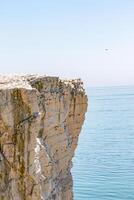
[0,75,87,200]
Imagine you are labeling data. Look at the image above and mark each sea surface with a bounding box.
[72,86,134,200]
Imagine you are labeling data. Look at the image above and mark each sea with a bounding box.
[72,86,134,200]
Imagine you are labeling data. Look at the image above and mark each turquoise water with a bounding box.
[72,86,134,200]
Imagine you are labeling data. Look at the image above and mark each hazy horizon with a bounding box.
[0,0,134,87]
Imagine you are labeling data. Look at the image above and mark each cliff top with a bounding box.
[0,74,84,91]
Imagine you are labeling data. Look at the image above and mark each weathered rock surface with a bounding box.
[0,75,87,200]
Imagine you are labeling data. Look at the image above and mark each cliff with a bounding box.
[0,75,87,200]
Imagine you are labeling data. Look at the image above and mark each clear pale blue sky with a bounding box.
[0,0,134,86]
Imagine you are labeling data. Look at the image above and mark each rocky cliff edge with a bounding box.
[0,75,87,200]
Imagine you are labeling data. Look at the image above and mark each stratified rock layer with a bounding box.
[0,75,87,200]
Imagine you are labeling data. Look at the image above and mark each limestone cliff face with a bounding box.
[0,75,87,200]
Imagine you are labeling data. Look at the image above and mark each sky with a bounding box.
[0,0,134,87]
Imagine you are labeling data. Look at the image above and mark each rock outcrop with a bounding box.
[0,75,87,200]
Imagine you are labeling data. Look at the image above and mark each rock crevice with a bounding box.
[0,75,87,200]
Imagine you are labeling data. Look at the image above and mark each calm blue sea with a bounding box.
[72,86,134,200]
